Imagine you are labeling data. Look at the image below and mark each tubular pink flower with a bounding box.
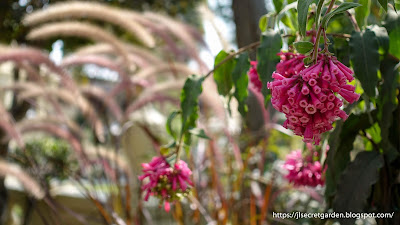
[268,53,360,145]
[139,156,193,212]
[248,61,262,91]
[283,149,325,187]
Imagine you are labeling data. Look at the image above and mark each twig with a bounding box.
[346,11,361,32]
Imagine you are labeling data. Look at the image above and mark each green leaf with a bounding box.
[321,2,361,29]
[333,151,384,225]
[349,29,380,97]
[389,27,400,58]
[232,52,250,117]
[213,50,236,96]
[256,30,282,103]
[276,2,297,28]
[259,14,268,32]
[378,0,388,11]
[259,12,276,32]
[166,110,180,139]
[315,0,325,28]
[188,128,210,139]
[297,0,313,37]
[325,111,376,205]
[293,41,314,54]
[378,56,400,162]
[355,0,370,28]
[273,0,283,12]
[370,25,389,53]
[180,75,205,136]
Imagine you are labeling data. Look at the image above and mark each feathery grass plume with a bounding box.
[0,160,45,199]
[16,122,86,163]
[84,145,133,179]
[141,79,185,98]
[17,62,44,83]
[14,84,105,142]
[0,47,76,90]
[132,63,196,80]
[21,116,83,139]
[61,54,132,82]
[126,13,184,57]
[80,86,123,122]
[144,12,207,70]
[23,1,155,48]
[74,43,163,67]
[26,22,130,66]
[0,102,24,148]
[125,95,179,117]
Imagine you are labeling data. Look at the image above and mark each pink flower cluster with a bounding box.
[283,149,324,187]
[248,61,262,91]
[268,52,360,145]
[139,156,193,212]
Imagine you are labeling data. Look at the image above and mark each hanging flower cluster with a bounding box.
[282,149,324,187]
[268,52,360,145]
[248,61,263,91]
[139,156,193,212]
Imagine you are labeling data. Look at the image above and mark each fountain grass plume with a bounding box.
[23,1,155,48]
[0,47,76,90]
[74,43,163,67]
[0,160,45,199]
[61,54,132,82]
[9,83,105,142]
[133,63,197,80]
[80,86,124,122]
[26,22,130,66]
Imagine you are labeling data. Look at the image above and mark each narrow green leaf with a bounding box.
[273,0,283,12]
[293,41,314,54]
[259,13,277,31]
[333,151,384,225]
[256,30,282,103]
[213,50,236,96]
[297,0,314,37]
[355,0,370,28]
[325,111,376,204]
[378,0,388,11]
[276,2,297,28]
[389,28,400,58]
[349,29,380,97]
[180,75,205,135]
[166,110,180,139]
[378,56,399,162]
[370,25,389,53]
[232,52,250,117]
[321,2,361,28]
[188,128,211,139]
[259,15,268,32]
[315,0,325,28]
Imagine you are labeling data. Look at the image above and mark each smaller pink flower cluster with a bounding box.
[283,149,324,187]
[268,52,360,145]
[248,61,262,91]
[139,156,193,212]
